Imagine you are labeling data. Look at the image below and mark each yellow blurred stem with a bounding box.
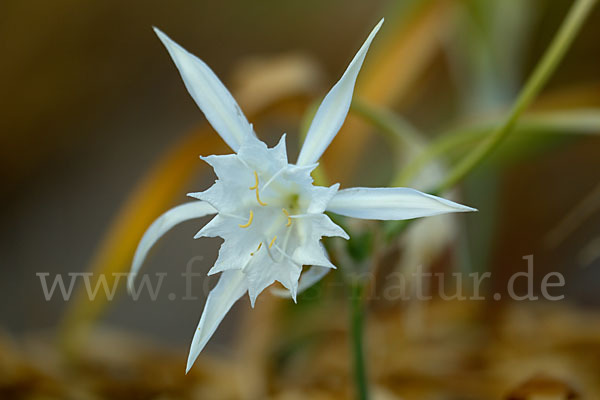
[59,128,227,356]
[321,0,453,183]
[358,0,451,107]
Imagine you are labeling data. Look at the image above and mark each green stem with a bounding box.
[349,280,368,400]
[396,109,600,186]
[435,0,596,193]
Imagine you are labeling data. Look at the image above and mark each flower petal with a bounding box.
[244,246,302,306]
[297,213,350,240]
[187,269,247,373]
[307,183,340,214]
[194,214,256,276]
[271,265,331,299]
[198,154,247,183]
[237,134,289,178]
[326,187,477,220]
[128,201,216,293]
[292,240,337,270]
[296,19,383,166]
[189,176,253,214]
[154,28,254,152]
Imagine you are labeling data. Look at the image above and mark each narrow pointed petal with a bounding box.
[128,201,216,293]
[271,265,331,299]
[296,19,383,166]
[154,28,254,152]
[186,269,247,373]
[326,187,477,220]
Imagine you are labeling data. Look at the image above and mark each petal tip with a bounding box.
[152,26,169,42]
[186,341,199,373]
[451,201,477,213]
[248,290,258,308]
[185,358,195,374]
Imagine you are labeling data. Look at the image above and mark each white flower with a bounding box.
[128,18,476,372]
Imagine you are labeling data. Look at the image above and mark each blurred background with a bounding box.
[0,0,386,337]
[2,0,600,398]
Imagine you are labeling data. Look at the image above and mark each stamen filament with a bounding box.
[282,224,292,250]
[269,236,277,249]
[251,242,262,256]
[290,214,311,219]
[272,243,302,267]
[238,210,254,228]
[220,212,247,221]
[282,208,292,227]
[262,166,286,191]
[264,243,278,262]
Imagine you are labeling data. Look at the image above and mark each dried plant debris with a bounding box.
[2,301,600,399]
[505,374,578,400]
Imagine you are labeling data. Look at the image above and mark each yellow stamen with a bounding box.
[269,236,277,249]
[249,171,259,190]
[255,188,268,206]
[251,242,262,256]
[249,171,268,206]
[282,208,291,227]
[238,210,254,228]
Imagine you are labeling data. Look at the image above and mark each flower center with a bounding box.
[238,170,301,260]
